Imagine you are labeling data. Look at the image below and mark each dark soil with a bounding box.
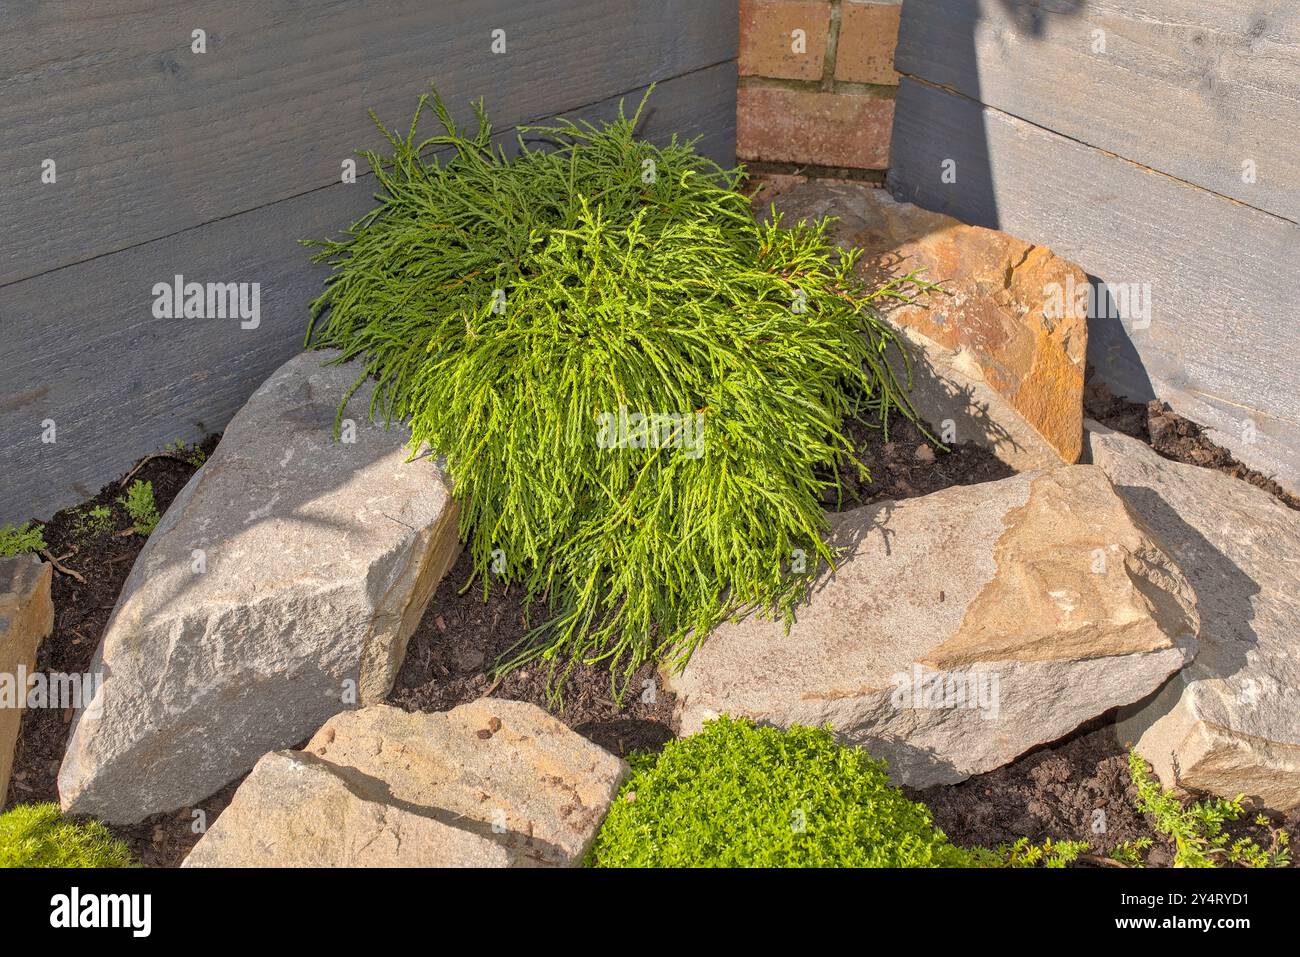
[1085,373,1300,511]
[386,551,677,757]
[914,720,1299,866]
[829,414,1015,510]
[109,781,244,869]
[2,437,226,867]
[911,723,1161,861]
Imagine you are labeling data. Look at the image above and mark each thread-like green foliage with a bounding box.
[0,521,45,557]
[305,89,923,691]
[0,803,136,868]
[590,717,973,867]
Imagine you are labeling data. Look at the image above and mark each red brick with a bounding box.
[739,0,831,81]
[834,1,902,85]
[737,86,894,169]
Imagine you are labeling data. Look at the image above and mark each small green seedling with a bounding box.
[970,836,1090,869]
[1125,750,1290,868]
[118,480,161,536]
[1109,837,1154,867]
[165,438,207,468]
[0,521,45,557]
[71,505,115,542]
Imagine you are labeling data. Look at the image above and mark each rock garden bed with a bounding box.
[5,406,1016,866]
[3,102,1297,870]
[5,389,1294,867]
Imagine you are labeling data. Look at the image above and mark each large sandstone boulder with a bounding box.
[184,700,628,867]
[765,180,1088,466]
[665,466,1199,788]
[182,750,512,868]
[59,351,462,823]
[303,700,627,866]
[0,555,53,800]
[1089,423,1300,810]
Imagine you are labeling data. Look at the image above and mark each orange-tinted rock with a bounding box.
[666,467,1198,787]
[764,180,1088,463]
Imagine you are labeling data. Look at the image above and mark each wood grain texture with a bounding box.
[895,0,1300,224]
[0,63,737,524]
[888,78,1300,492]
[0,0,737,286]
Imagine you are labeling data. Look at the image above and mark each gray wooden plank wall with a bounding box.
[886,0,1300,492]
[0,2,738,524]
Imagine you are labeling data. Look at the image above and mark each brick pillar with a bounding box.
[738,0,901,175]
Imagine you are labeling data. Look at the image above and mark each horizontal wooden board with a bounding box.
[0,63,737,524]
[0,0,737,286]
[888,77,1300,492]
[895,0,1300,223]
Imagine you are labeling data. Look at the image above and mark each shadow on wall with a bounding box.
[891,0,1089,223]
[887,0,1155,402]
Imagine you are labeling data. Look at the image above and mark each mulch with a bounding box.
[1084,373,1300,511]
[6,376,1295,867]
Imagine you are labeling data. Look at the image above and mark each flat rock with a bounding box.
[301,700,629,866]
[766,180,1088,465]
[182,749,512,868]
[59,350,461,823]
[0,555,53,800]
[1089,422,1300,810]
[665,466,1198,788]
